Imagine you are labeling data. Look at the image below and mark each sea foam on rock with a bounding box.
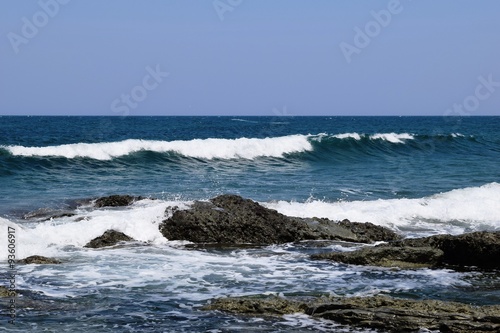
[159,194,400,245]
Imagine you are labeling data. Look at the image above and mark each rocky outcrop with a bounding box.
[395,231,500,269]
[203,295,500,333]
[94,195,144,208]
[18,255,61,264]
[159,194,400,245]
[203,295,306,316]
[313,231,500,270]
[312,246,444,269]
[84,229,134,248]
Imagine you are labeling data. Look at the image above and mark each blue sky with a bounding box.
[1,0,499,116]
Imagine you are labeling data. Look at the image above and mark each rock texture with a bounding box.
[204,295,500,333]
[18,255,61,264]
[0,286,13,297]
[203,296,306,316]
[396,231,500,269]
[94,195,143,208]
[314,231,500,270]
[312,246,444,269]
[159,194,400,245]
[84,229,134,248]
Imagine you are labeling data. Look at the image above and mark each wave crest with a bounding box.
[3,135,313,160]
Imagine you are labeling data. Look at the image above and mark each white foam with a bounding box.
[369,133,414,143]
[264,183,500,236]
[316,132,414,143]
[333,133,362,140]
[4,135,313,160]
[0,200,190,261]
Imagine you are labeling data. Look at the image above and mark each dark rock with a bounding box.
[308,295,500,333]
[84,229,134,248]
[94,195,143,208]
[18,255,62,264]
[203,295,500,333]
[159,194,400,245]
[42,212,76,221]
[314,231,500,270]
[312,246,444,269]
[23,208,76,221]
[160,196,308,244]
[397,231,500,269]
[300,217,401,243]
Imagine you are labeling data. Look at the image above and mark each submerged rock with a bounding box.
[23,208,76,221]
[84,229,134,248]
[203,295,500,333]
[159,194,400,245]
[18,255,62,264]
[94,195,143,208]
[312,246,444,269]
[313,231,500,270]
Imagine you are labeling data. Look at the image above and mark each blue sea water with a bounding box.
[0,116,499,332]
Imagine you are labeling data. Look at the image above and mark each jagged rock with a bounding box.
[396,231,500,269]
[159,194,400,245]
[18,255,61,264]
[84,229,134,248]
[313,231,500,270]
[160,196,307,244]
[203,295,500,333]
[94,195,143,208]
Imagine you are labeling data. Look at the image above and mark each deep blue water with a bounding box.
[0,116,499,332]
[1,116,499,214]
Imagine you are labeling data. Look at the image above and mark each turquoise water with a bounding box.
[0,116,499,332]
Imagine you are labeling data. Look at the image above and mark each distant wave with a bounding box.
[3,135,313,160]
[1,132,479,161]
[327,132,414,143]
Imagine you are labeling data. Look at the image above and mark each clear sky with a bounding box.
[1,0,499,116]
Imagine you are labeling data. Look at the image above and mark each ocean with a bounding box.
[0,116,499,332]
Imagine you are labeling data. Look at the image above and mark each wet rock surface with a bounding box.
[203,295,500,333]
[18,255,62,264]
[159,194,400,245]
[314,231,500,270]
[94,195,144,208]
[84,229,134,248]
[312,246,444,269]
[396,231,500,269]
